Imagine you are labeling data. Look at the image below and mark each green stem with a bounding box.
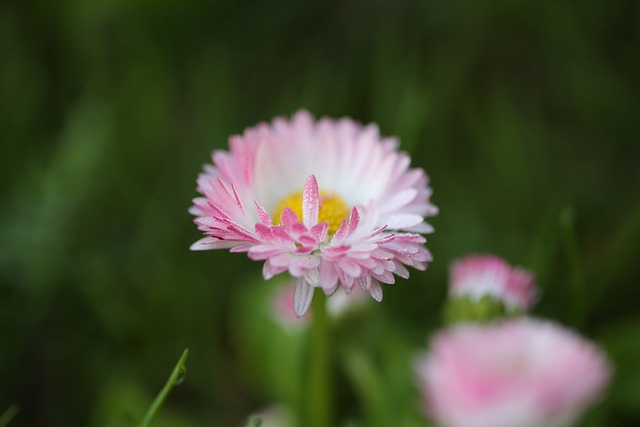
[308,292,331,427]
[139,349,189,427]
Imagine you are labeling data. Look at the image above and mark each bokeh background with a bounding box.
[1,0,639,426]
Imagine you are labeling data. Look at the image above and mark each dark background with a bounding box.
[1,0,639,426]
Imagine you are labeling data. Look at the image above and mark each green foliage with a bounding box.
[595,318,640,424]
[0,0,638,425]
[443,295,508,325]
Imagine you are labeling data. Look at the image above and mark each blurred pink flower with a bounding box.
[416,318,611,427]
[272,283,310,327]
[450,255,536,311]
[190,110,437,316]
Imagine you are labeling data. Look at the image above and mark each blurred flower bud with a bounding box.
[445,255,536,323]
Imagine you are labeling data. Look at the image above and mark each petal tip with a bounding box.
[294,277,315,317]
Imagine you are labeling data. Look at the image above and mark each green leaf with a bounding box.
[139,349,190,427]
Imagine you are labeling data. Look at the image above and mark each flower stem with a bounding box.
[139,349,189,427]
[308,292,332,427]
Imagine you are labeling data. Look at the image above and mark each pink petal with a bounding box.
[332,220,349,243]
[230,183,245,216]
[255,202,273,225]
[339,259,362,277]
[281,208,301,226]
[288,255,321,276]
[254,223,273,241]
[263,260,287,279]
[310,222,329,242]
[357,276,372,291]
[247,245,282,260]
[319,261,339,293]
[393,261,410,279]
[302,175,320,227]
[346,207,360,236]
[368,279,383,302]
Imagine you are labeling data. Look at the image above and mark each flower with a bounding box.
[449,255,536,312]
[415,318,611,427]
[190,110,437,316]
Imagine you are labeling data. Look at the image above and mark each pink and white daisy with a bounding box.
[415,318,611,427]
[450,255,536,312]
[190,110,437,316]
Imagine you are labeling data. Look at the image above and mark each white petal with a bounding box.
[369,279,383,302]
[384,213,424,230]
[294,277,315,317]
[407,222,435,234]
[381,188,417,212]
[357,275,372,291]
[189,237,240,251]
[305,269,320,287]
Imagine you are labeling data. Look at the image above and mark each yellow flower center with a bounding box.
[273,191,350,234]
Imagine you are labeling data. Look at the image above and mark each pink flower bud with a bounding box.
[450,255,536,312]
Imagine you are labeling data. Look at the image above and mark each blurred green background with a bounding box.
[1,0,639,426]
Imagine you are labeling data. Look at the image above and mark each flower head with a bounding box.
[415,318,611,427]
[190,110,436,316]
[449,255,536,313]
